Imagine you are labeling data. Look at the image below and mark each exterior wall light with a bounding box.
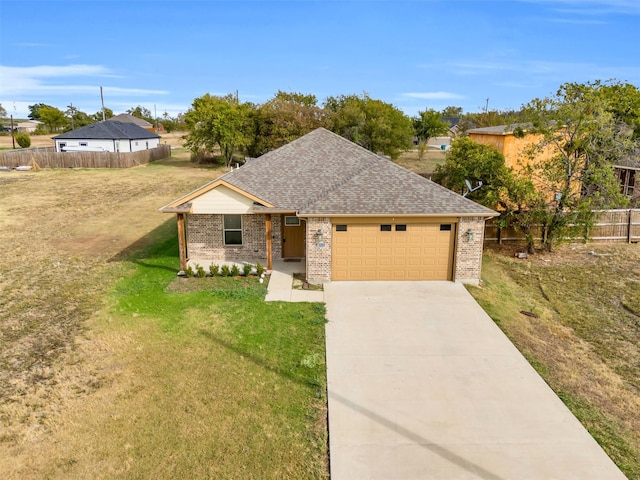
[466,228,474,242]
[315,229,324,244]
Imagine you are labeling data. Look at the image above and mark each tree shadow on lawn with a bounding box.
[108,218,180,273]
[197,327,322,391]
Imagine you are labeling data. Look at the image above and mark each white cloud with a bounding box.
[447,59,640,82]
[517,0,640,14]
[0,64,167,98]
[402,91,465,100]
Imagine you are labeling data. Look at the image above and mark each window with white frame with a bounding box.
[284,216,300,226]
[223,214,243,245]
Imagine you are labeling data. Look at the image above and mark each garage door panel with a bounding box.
[332,222,454,281]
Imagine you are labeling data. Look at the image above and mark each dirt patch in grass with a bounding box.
[469,242,640,478]
[293,273,324,290]
[394,147,446,175]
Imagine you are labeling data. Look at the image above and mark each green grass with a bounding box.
[77,231,329,479]
[468,245,640,479]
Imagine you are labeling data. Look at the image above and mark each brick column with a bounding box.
[305,217,332,283]
[455,216,486,285]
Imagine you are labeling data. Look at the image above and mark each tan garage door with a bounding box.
[332,221,455,281]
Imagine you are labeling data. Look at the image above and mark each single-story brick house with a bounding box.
[160,128,497,284]
[53,121,160,153]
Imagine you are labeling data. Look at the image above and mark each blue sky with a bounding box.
[1,0,639,120]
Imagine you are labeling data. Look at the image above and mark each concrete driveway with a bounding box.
[324,281,626,480]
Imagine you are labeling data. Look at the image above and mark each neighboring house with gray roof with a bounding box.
[161,128,497,284]
[53,121,160,153]
[107,113,155,131]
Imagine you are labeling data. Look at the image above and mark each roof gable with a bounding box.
[53,121,160,140]
[160,179,275,212]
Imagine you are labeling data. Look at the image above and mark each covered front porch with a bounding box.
[166,209,331,282]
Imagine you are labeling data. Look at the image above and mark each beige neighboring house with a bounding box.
[467,124,556,171]
[16,120,43,133]
[161,128,497,285]
[469,124,639,203]
[107,113,155,132]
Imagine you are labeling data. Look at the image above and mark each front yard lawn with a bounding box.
[3,229,328,480]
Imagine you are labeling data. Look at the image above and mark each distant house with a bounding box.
[441,116,463,137]
[53,121,160,153]
[467,124,562,173]
[469,124,640,204]
[107,113,155,132]
[16,120,42,133]
[614,157,639,204]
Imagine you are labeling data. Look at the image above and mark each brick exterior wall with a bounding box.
[186,213,486,285]
[305,217,332,283]
[271,215,283,259]
[186,214,282,263]
[454,216,486,285]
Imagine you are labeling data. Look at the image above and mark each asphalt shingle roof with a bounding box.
[107,113,153,127]
[220,128,495,217]
[53,121,160,140]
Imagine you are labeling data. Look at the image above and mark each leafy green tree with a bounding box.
[413,109,449,143]
[65,104,92,130]
[522,80,633,251]
[184,93,253,166]
[433,137,531,208]
[249,91,326,156]
[441,106,463,118]
[126,105,155,124]
[433,137,539,252]
[324,93,413,159]
[598,81,640,139]
[0,103,6,119]
[28,103,52,120]
[463,109,527,128]
[161,112,178,133]
[39,106,68,132]
[91,108,114,122]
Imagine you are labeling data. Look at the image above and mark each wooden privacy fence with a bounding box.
[0,144,171,169]
[485,209,640,244]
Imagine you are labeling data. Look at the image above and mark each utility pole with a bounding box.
[483,98,489,125]
[100,86,106,121]
[10,115,15,149]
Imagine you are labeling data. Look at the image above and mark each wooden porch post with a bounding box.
[265,214,273,270]
[177,213,187,273]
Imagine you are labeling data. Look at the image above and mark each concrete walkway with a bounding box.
[324,281,626,480]
[264,260,324,302]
